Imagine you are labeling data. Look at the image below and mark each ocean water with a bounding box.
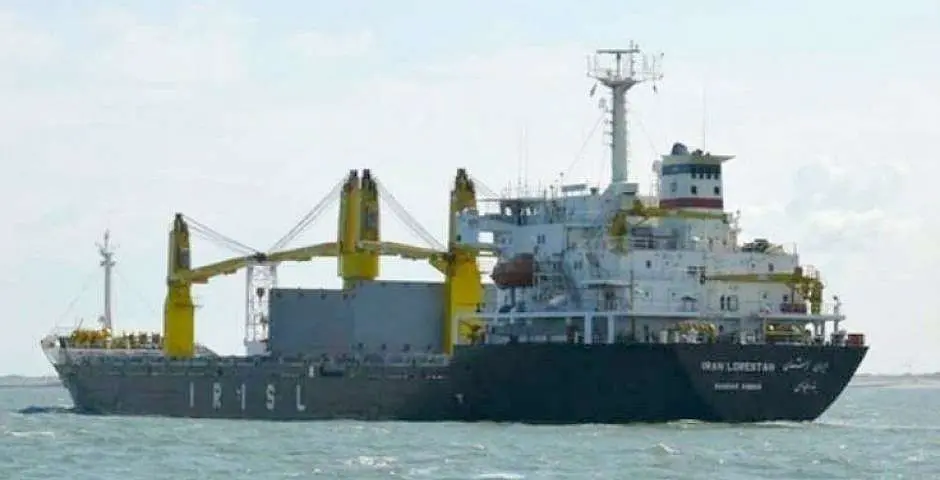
[0,378,937,479]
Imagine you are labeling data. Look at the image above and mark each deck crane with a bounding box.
[163,168,498,358]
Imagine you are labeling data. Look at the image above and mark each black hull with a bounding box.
[54,343,867,424]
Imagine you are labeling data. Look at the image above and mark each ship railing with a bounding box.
[622,236,680,251]
[468,298,846,321]
[457,312,846,348]
[724,300,844,319]
[732,240,798,256]
[619,298,846,318]
[47,326,79,337]
[358,352,451,367]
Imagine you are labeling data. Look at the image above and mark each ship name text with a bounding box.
[700,361,776,373]
[713,382,763,391]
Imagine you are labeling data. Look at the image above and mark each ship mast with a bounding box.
[587,43,663,184]
[96,230,115,331]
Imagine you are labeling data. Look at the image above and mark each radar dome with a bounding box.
[670,142,689,155]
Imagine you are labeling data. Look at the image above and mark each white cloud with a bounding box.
[285,30,374,59]
[0,11,57,66]
[86,5,253,86]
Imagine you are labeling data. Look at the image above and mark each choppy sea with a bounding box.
[0,376,937,479]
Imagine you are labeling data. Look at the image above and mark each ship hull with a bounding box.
[53,343,866,423]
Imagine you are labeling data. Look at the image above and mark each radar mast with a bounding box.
[587,43,663,185]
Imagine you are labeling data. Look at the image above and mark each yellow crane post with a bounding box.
[164,214,196,358]
[336,170,362,288]
[441,168,485,355]
[352,169,380,283]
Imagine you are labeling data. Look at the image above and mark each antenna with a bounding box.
[701,82,708,149]
[516,125,527,196]
[520,124,529,196]
[96,230,116,331]
[587,42,663,185]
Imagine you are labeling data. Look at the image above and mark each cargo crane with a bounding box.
[163,168,494,358]
[163,169,400,358]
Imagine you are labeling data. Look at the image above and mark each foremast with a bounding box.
[96,230,116,331]
[587,43,663,185]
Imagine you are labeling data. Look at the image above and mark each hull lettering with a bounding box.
[793,380,818,394]
[188,381,194,408]
[700,361,776,373]
[295,384,306,412]
[713,382,762,391]
[212,382,222,409]
[265,384,276,411]
[237,383,246,411]
[782,357,810,372]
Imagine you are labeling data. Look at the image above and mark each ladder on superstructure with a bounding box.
[533,253,583,308]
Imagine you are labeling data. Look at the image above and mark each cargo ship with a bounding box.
[42,44,867,423]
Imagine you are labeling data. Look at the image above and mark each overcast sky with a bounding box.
[3,1,938,375]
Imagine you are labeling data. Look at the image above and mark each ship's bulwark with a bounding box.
[55,343,867,423]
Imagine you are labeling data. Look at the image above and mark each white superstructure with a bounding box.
[454,44,850,347]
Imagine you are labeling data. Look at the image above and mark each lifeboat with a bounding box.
[490,253,535,289]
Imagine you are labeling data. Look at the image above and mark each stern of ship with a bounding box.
[672,343,868,422]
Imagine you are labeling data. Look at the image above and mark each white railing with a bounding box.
[479,298,845,319]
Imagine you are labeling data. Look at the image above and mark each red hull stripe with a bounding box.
[659,197,724,209]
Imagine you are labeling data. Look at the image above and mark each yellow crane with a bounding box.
[162,168,495,358]
[336,169,381,286]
